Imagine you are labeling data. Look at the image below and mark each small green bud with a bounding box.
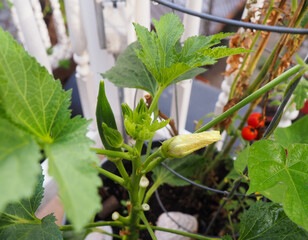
[102,123,123,148]
[121,99,169,140]
[161,131,221,158]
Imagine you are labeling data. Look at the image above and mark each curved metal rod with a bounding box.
[151,0,308,34]
[161,162,258,197]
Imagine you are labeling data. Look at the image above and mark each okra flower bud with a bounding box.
[102,122,123,148]
[142,203,150,211]
[161,131,221,158]
[139,176,149,188]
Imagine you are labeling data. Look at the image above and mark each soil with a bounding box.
[96,153,240,240]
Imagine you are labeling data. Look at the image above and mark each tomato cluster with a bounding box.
[241,113,265,141]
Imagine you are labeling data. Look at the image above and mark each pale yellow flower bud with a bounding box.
[139,176,149,188]
[112,212,119,221]
[142,203,150,211]
[161,131,221,158]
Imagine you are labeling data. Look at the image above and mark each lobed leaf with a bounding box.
[0,28,70,140]
[239,201,308,240]
[203,46,252,59]
[45,117,102,231]
[0,27,102,231]
[0,174,63,240]
[0,117,41,212]
[274,115,308,149]
[247,140,308,230]
[102,42,158,96]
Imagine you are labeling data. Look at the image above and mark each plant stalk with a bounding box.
[196,64,302,133]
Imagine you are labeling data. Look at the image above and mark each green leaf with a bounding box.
[203,46,252,59]
[134,13,184,85]
[96,81,121,151]
[45,117,102,231]
[0,28,102,231]
[0,174,63,240]
[269,100,282,106]
[274,115,308,149]
[234,145,250,174]
[247,140,308,230]
[300,10,308,28]
[152,154,203,186]
[239,201,308,240]
[133,13,223,87]
[0,117,42,212]
[101,42,158,96]
[293,79,308,110]
[0,27,70,141]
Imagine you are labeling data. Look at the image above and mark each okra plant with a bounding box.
[0,13,307,240]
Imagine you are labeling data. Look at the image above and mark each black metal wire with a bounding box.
[151,0,308,34]
[161,162,258,197]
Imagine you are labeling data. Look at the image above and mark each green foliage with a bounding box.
[152,154,204,186]
[221,235,233,240]
[103,13,250,97]
[122,99,169,140]
[247,140,308,230]
[274,115,308,148]
[0,174,63,240]
[293,79,308,110]
[133,13,250,88]
[96,81,121,151]
[58,59,71,69]
[234,145,250,174]
[0,27,101,231]
[101,42,158,96]
[203,46,250,59]
[102,123,123,148]
[0,118,41,212]
[238,201,308,240]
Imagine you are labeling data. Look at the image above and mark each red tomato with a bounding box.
[241,126,258,141]
[247,113,265,128]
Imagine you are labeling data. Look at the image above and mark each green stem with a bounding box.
[138,225,220,240]
[139,212,157,240]
[114,160,130,186]
[91,163,125,186]
[122,143,135,153]
[148,86,164,114]
[59,221,124,231]
[142,156,165,174]
[125,139,144,239]
[145,138,153,159]
[91,147,133,160]
[195,64,302,133]
[142,148,162,171]
[144,180,162,203]
[91,227,123,239]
